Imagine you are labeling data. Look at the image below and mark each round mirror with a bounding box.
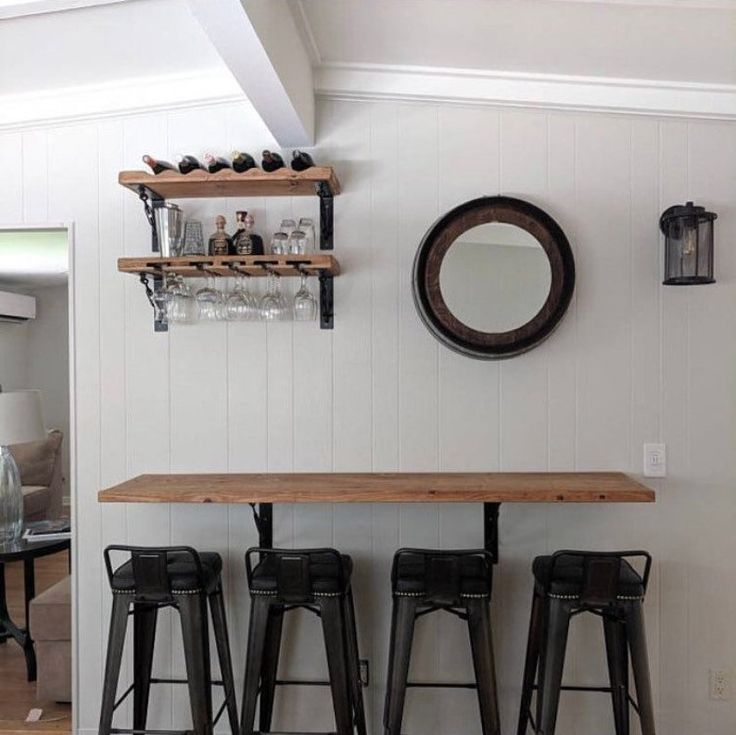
[413,196,575,359]
[439,223,552,333]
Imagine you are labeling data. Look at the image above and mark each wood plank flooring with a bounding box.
[0,552,71,735]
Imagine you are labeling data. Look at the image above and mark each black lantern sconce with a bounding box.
[660,201,717,285]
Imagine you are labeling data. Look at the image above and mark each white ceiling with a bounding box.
[299,0,736,84]
[0,0,228,96]
[0,229,69,287]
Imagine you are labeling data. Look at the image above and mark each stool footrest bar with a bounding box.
[406,681,477,689]
[275,678,331,687]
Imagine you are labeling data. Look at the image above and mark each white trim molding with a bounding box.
[315,62,736,121]
[0,0,131,20]
[0,69,245,131]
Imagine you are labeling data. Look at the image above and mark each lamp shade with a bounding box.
[0,390,46,446]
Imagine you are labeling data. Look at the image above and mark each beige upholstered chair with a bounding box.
[9,430,64,522]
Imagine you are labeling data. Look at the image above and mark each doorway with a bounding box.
[0,225,73,735]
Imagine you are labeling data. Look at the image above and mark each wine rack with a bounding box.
[117,167,341,331]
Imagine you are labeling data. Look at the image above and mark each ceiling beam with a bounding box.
[186,0,314,147]
[0,0,129,20]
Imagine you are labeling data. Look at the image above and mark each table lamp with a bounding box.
[0,390,46,544]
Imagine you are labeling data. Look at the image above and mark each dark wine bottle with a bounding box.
[204,153,231,174]
[291,150,315,171]
[142,154,176,174]
[261,150,285,172]
[231,150,257,173]
[177,154,206,175]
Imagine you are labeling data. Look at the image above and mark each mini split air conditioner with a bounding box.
[0,290,36,323]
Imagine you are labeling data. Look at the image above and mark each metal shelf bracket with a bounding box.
[318,270,334,329]
[316,181,334,250]
[137,185,165,253]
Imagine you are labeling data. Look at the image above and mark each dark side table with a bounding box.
[0,536,71,681]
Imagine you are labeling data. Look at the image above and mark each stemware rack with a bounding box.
[117,166,341,331]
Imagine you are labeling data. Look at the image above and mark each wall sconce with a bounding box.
[660,201,717,285]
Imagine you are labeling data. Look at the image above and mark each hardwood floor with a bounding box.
[0,552,71,735]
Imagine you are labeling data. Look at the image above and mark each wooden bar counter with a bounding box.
[98,471,653,505]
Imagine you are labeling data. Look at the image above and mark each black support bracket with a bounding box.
[316,182,334,250]
[318,270,334,329]
[484,502,500,564]
[137,185,165,253]
[251,503,273,549]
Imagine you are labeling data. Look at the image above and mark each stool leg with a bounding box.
[344,588,367,735]
[178,594,214,735]
[603,615,630,735]
[383,596,417,735]
[626,601,656,735]
[466,598,501,735]
[517,590,544,735]
[240,596,271,735]
[537,598,572,735]
[319,596,354,735]
[133,602,158,732]
[209,586,240,735]
[258,606,284,734]
[98,594,131,735]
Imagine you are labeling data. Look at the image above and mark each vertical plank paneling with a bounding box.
[21,130,48,222]
[0,133,22,221]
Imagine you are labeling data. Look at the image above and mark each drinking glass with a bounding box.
[298,218,316,251]
[259,272,281,321]
[288,229,307,255]
[293,272,317,321]
[280,218,296,239]
[225,275,252,321]
[167,276,198,324]
[196,275,224,321]
[182,220,206,256]
[271,232,289,255]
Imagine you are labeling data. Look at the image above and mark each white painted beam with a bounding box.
[0,0,129,20]
[186,0,314,146]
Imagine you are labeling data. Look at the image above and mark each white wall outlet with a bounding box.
[709,669,732,701]
[643,443,666,477]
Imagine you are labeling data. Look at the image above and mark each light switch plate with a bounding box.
[643,443,666,477]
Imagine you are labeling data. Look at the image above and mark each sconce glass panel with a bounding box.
[660,201,716,285]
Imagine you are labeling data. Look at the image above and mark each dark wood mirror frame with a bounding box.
[412,196,575,359]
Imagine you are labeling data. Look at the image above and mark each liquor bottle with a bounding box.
[204,153,232,173]
[177,154,206,175]
[244,212,264,255]
[232,151,257,173]
[261,150,285,172]
[231,211,253,255]
[208,215,232,256]
[142,154,176,174]
[291,150,315,171]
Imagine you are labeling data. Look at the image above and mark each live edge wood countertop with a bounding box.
[98,472,654,505]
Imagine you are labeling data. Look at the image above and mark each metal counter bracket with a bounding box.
[315,181,334,250]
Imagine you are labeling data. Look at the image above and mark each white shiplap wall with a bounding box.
[1,99,735,735]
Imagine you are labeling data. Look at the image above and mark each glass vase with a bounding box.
[0,445,23,545]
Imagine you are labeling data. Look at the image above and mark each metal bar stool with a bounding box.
[99,545,239,735]
[383,548,500,735]
[241,547,367,735]
[517,550,655,735]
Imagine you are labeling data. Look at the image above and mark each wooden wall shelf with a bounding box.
[118,167,341,200]
[118,254,340,278]
[98,472,655,505]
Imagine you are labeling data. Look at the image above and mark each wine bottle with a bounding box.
[208,215,232,256]
[291,150,315,171]
[232,151,257,173]
[177,154,206,175]
[142,154,176,174]
[204,153,232,174]
[262,150,285,172]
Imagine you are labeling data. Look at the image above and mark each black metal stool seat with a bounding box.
[241,548,367,735]
[383,549,500,735]
[532,553,645,600]
[518,549,656,735]
[110,551,223,594]
[249,551,353,596]
[99,545,239,735]
[393,549,492,599]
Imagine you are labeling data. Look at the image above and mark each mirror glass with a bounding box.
[439,223,552,333]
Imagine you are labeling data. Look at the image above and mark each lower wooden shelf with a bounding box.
[117,254,340,278]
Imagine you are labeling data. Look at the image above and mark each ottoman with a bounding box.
[29,575,71,702]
